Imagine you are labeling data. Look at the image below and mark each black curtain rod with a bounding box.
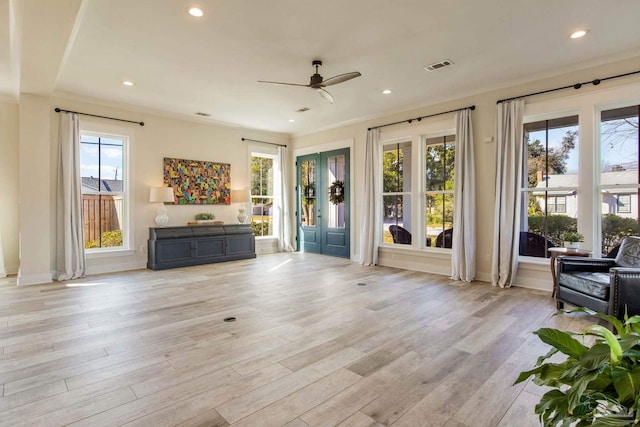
[496,69,640,104]
[368,105,475,131]
[241,137,287,147]
[54,108,144,126]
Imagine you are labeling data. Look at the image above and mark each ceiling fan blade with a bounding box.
[257,80,310,87]
[317,88,335,104]
[319,71,361,87]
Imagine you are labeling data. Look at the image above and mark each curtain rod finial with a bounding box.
[470,105,476,110]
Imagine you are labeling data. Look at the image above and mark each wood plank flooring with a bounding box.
[0,253,599,426]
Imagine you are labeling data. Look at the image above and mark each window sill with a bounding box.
[379,244,451,259]
[86,249,136,259]
[255,236,277,240]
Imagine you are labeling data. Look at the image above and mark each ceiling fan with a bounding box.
[258,60,361,104]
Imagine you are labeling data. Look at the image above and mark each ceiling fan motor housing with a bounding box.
[309,73,324,87]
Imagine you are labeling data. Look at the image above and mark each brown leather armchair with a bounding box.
[556,236,640,319]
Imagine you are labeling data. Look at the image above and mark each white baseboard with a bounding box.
[17,272,53,286]
[86,260,147,276]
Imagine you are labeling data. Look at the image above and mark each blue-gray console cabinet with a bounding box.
[147,225,256,270]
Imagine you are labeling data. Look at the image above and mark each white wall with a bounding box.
[0,101,19,274]
[291,57,640,291]
[4,96,288,283]
[5,57,640,288]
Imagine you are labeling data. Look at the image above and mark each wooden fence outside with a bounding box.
[82,195,122,244]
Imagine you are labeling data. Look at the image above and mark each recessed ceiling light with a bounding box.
[288,119,295,123]
[382,89,392,95]
[188,7,204,17]
[122,80,134,86]
[570,30,588,39]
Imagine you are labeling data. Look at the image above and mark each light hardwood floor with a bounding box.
[0,253,598,426]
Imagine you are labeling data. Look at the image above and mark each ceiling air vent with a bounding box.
[296,107,310,113]
[424,59,453,72]
[195,112,211,117]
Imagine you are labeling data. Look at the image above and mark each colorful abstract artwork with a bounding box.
[163,157,231,205]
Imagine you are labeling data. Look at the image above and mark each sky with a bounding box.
[529,116,638,175]
[80,135,124,180]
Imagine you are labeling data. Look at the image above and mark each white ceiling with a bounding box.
[3,0,640,135]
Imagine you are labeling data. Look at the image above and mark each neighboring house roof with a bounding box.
[534,171,638,195]
[81,177,123,193]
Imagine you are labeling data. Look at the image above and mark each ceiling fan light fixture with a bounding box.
[188,7,204,17]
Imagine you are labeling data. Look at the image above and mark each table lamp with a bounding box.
[149,186,175,227]
[232,189,251,224]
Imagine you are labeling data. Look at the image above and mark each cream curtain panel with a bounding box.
[451,108,476,282]
[359,129,380,265]
[55,112,86,281]
[491,100,525,288]
[277,146,294,252]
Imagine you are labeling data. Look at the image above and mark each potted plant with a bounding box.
[562,231,584,250]
[194,212,216,224]
[515,309,640,426]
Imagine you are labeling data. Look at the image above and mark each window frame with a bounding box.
[423,134,456,249]
[79,122,133,256]
[520,81,640,261]
[377,117,456,251]
[617,194,632,214]
[249,150,279,239]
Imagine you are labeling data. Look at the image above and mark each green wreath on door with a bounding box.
[329,180,345,205]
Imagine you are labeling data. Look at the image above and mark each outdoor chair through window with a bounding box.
[389,225,411,245]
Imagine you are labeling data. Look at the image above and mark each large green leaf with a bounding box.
[581,343,614,370]
[567,370,606,413]
[590,414,636,426]
[586,325,623,365]
[619,334,640,353]
[515,366,545,385]
[536,389,570,424]
[612,366,640,406]
[536,328,589,359]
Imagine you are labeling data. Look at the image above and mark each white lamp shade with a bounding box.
[149,186,175,203]
[232,189,250,203]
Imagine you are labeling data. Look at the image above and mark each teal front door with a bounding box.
[296,148,350,258]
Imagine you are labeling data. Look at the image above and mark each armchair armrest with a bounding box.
[609,267,640,318]
[558,257,616,274]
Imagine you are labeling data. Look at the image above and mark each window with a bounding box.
[546,196,567,213]
[617,195,632,214]
[425,135,455,248]
[382,141,411,245]
[250,153,275,237]
[600,104,640,255]
[80,133,127,250]
[521,116,579,257]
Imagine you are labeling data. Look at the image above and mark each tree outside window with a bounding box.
[382,142,411,244]
[600,105,640,255]
[521,116,579,257]
[250,154,274,237]
[424,135,455,248]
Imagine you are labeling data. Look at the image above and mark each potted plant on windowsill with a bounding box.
[515,309,640,426]
[562,231,584,251]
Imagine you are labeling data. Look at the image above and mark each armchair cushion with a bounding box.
[559,271,610,300]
